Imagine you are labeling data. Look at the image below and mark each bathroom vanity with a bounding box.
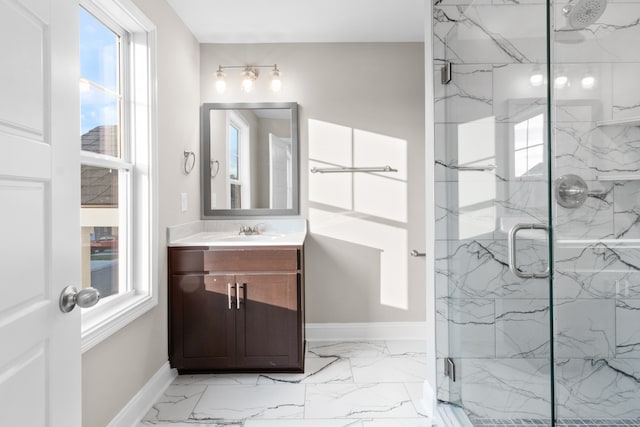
[167,220,306,373]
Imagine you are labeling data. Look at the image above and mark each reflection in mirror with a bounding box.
[201,102,299,218]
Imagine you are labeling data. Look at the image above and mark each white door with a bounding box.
[269,134,292,209]
[0,0,81,426]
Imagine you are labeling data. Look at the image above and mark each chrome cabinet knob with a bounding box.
[59,286,101,313]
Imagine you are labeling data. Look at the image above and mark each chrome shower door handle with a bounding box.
[508,223,550,279]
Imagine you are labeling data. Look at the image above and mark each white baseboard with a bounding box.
[107,361,177,427]
[305,321,427,341]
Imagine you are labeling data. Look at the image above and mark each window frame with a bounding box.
[79,0,157,353]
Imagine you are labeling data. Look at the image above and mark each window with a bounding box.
[79,0,156,352]
[513,113,545,178]
[80,6,125,300]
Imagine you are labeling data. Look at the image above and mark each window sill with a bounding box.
[81,290,157,353]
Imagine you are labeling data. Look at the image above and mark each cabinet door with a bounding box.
[236,273,302,370]
[169,274,236,371]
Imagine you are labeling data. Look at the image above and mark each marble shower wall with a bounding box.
[433,0,640,420]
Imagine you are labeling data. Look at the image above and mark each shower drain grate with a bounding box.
[470,419,640,427]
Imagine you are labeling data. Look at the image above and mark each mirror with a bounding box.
[201,102,299,218]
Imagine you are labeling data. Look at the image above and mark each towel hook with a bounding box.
[210,160,220,178]
[183,150,196,174]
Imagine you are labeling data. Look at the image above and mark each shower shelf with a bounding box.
[596,174,640,181]
[595,116,640,127]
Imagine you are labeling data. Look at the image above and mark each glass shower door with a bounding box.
[433,0,640,423]
[433,0,555,423]
[550,0,640,422]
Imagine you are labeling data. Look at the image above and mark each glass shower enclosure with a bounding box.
[432,0,640,424]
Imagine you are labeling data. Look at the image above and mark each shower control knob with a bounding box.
[555,174,588,209]
[59,286,101,313]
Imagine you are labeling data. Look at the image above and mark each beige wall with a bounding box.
[81,0,200,426]
[201,43,426,323]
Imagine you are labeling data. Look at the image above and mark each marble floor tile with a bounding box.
[308,341,390,358]
[385,340,428,356]
[142,384,206,422]
[142,341,430,426]
[361,419,431,426]
[171,373,259,386]
[256,356,353,384]
[404,382,431,418]
[304,383,419,419]
[140,423,236,426]
[191,384,305,421]
[244,420,363,426]
[351,356,428,383]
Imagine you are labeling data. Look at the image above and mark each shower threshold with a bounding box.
[438,404,640,427]
[470,419,640,427]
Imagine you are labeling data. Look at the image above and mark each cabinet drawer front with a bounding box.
[204,248,299,272]
[170,247,300,273]
[170,249,206,273]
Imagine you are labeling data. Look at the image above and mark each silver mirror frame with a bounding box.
[201,102,300,218]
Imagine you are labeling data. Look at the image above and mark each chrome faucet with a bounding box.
[239,225,260,235]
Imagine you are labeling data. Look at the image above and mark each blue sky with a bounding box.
[80,7,119,135]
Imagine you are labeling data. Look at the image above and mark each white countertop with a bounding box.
[169,231,306,247]
[167,219,307,247]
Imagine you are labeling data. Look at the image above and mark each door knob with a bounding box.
[410,250,426,257]
[59,286,101,313]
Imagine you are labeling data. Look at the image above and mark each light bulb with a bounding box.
[270,66,282,92]
[241,68,256,92]
[216,79,226,93]
[581,75,595,89]
[215,68,226,93]
[242,77,254,92]
[554,75,568,89]
[530,72,544,87]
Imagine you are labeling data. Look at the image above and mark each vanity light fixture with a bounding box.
[214,64,282,94]
[270,66,282,92]
[215,67,226,93]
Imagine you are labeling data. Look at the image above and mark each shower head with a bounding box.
[562,0,608,29]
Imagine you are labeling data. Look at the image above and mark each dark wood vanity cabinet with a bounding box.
[168,246,305,373]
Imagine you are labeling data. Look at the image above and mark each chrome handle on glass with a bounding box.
[508,223,550,279]
[235,283,242,310]
[410,250,426,257]
[59,286,101,313]
[228,283,232,310]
